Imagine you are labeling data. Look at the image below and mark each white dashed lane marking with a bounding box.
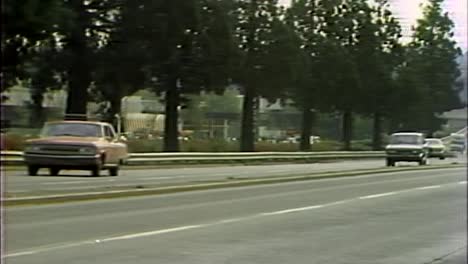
[359,192,398,199]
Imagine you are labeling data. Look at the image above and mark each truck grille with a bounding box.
[32,145,83,155]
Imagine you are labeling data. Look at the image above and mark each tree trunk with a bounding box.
[65,0,90,121]
[163,79,180,152]
[300,108,317,151]
[109,94,123,131]
[30,92,45,128]
[372,111,383,150]
[241,86,256,152]
[342,110,353,150]
[426,130,434,138]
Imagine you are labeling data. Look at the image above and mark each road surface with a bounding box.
[4,167,466,264]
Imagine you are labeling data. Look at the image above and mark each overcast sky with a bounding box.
[278,0,467,51]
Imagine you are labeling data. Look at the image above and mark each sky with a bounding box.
[278,0,467,51]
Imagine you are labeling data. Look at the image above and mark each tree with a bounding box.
[353,0,403,150]
[2,0,68,90]
[397,0,462,135]
[60,0,120,120]
[92,0,149,125]
[25,38,65,127]
[316,0,369,150]
[119,0,236,151]
[286,0,342,151]
[3,0,123,122]
[233,0,301,151]
[182,89,241,136]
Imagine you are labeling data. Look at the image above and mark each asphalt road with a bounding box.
[4,167,467,264]
[4,157,464,195]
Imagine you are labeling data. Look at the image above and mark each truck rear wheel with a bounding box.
[91,167,101,177]
[386,159,395,167]
[109,166,119,176]
[49,168,60,176]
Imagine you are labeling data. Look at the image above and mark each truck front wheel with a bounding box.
[386,159,395,167]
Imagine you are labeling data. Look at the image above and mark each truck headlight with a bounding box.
[78,147,96,154]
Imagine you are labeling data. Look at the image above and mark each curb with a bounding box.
[3,164,465,206]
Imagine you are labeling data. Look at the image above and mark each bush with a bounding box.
[351,139,373,151]
[0,134,373,153]
[255,142,298,152]
[181,139,239,152]
[310,140,343,151]
[127,139,163,153]
[1,133,31,151]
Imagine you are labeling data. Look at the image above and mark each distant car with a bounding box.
[424,138,446,159]
[385,132,428,166]
[24,121,128,176]
[449,133,466,154]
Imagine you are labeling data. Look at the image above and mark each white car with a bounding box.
[424,138,446,159]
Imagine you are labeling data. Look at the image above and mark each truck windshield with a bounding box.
[390,135,423,145]
[41,123,101,137]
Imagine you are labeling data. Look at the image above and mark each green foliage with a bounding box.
[233,0,303,151]
[2,0,69,89]
[182,139,239,152]
[232,0,300,100]
[127,139,163,153]
[6,0,464,151]
[394,0,463,134]
[1,133,36,151]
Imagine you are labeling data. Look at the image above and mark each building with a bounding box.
[439,107,467,132]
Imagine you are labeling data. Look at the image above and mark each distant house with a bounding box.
[439,107,467,132]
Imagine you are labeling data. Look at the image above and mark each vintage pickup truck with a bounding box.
[24,121,128,176]
[385,132,429,167]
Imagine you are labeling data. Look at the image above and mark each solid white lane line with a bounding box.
[359,192,398,200]
[459,181,467,185]
[415,185,441,190]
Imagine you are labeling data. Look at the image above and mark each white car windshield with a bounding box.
[41,123,101,137]
[390,135,424,145]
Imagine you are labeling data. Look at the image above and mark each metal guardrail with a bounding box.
[1,151,386,166]
[441,126,467,143]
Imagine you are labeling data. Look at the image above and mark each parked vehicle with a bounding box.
[24,121,128,176]
[424,138,446,159]
[385,132,428,166]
